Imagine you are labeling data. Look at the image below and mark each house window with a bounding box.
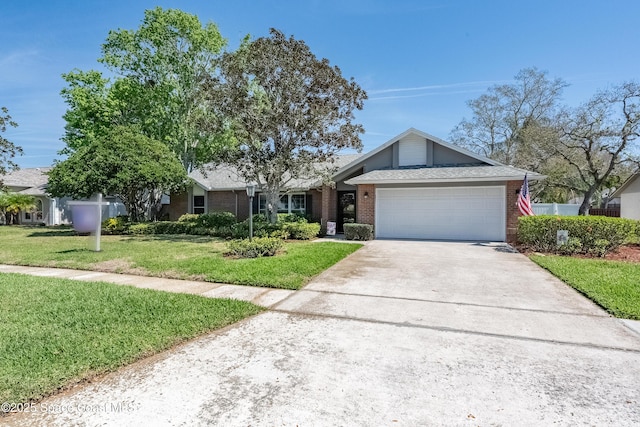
[193,195,205,214]
[259,193,306,215]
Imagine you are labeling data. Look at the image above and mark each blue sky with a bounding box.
[2,0,639,168]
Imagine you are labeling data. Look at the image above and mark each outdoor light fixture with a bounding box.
[246,184,256,241]
[364,191,369,199]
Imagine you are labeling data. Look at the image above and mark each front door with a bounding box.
[337,191,356,232]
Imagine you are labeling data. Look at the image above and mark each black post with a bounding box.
[249,195,254,241]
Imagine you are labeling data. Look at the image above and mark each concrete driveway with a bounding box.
[7,240,640,426]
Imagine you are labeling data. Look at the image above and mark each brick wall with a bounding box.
[236,193,251,220]
[207,191,238,217]
[321,185,337,226]
[356,184,375,225]
[506,180,521,243]
[168,191,188,221]
[308,189,323,222]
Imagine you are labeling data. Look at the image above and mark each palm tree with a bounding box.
[0,192,36,224]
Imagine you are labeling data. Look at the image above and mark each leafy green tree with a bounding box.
[47,126,188,221]
[0,106,22,179]
[450,67,567,165]
[208,29,367,223]
[548,82,640,214]
[61,7,229,172]
[0,191,36,225]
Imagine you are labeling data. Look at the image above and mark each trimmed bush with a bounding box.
[517,215,639,256]
[283,221,321,240]
[278,213,307,223]
[344,223,374,241]
[177,213,200,223]
[151,221,194,235]
[128,223,155,234]
[197,212,237,228]
[226,237,284,258]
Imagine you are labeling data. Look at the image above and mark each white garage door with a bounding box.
[375,186,505,241]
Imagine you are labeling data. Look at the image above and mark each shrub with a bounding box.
[102,216,129,234]
[152,221,194,235]
[177,213,200,223]
[283,221,321,240]
[344,223,374,241]
[517,215,639,255]
[558,237,582,255]
[278,213,306,223]
[197,212,237,228]
[226,237,284,258]
[128,223,155,235]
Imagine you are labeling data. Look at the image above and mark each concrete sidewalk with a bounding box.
[0,264,294,307]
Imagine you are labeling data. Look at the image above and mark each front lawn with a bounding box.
[531,254,640,320]
[0,226,362,289]
[0,272,263,405]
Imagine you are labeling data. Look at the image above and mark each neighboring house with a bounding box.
[609,173,640,220]
[169,128,544,241]
[1,167,126,225]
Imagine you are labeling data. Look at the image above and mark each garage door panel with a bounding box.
[375,187,505,241]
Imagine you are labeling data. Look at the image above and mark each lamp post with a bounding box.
[246,184,256,241]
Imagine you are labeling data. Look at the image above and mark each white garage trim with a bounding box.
[375,186,506,241]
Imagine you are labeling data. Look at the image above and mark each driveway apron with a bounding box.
[6,240,640,426]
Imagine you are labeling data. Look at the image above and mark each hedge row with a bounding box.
[102,212,321,241]
[343,223,374,241]
[517,215,639,256]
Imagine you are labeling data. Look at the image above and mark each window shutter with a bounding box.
[252,194,259,215]
[306,194,313,219]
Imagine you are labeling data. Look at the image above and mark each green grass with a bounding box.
[531,254,640,320]
[0,226,362,289]
[0,272,263,405]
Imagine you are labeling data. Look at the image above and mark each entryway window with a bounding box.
[193,195,205,214]
[259,193,306,215]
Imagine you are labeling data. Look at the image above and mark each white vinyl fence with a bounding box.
[532,203,580,216]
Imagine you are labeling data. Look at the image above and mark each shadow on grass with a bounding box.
[119,234,219,244]
[27,229,78,237]
[55,248,93,254]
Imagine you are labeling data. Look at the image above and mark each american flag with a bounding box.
[517,173,535,216]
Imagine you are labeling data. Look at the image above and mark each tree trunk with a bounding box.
[148,189,164,221]
[265,190,281,224]
[578,186,597,215]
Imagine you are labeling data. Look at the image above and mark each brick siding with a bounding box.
[356,184,375,225]
[168,191,188,221]
[207,191,236,215]
[506,180,521,243]
[321,185,337,226]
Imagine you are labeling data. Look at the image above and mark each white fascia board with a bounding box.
[345,174,546,186]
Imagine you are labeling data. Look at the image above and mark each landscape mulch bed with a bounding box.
[604,244,640,263]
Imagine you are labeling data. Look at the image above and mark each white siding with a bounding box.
[376,186,505,241]
[398,136,427,167]
[621,177,640,220]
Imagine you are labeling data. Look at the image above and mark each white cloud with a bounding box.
[366,80,509,100]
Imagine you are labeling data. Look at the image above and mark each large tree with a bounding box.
[47,126,188,221]
[0,106,22,179]
[450,67,567,165]
[61,7,229,172]
[208,29,367,223]
[547,82,640,214]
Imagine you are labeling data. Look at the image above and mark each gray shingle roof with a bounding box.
[191,153,365,190]
[345,165,545,185]
[1,167,51,195]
